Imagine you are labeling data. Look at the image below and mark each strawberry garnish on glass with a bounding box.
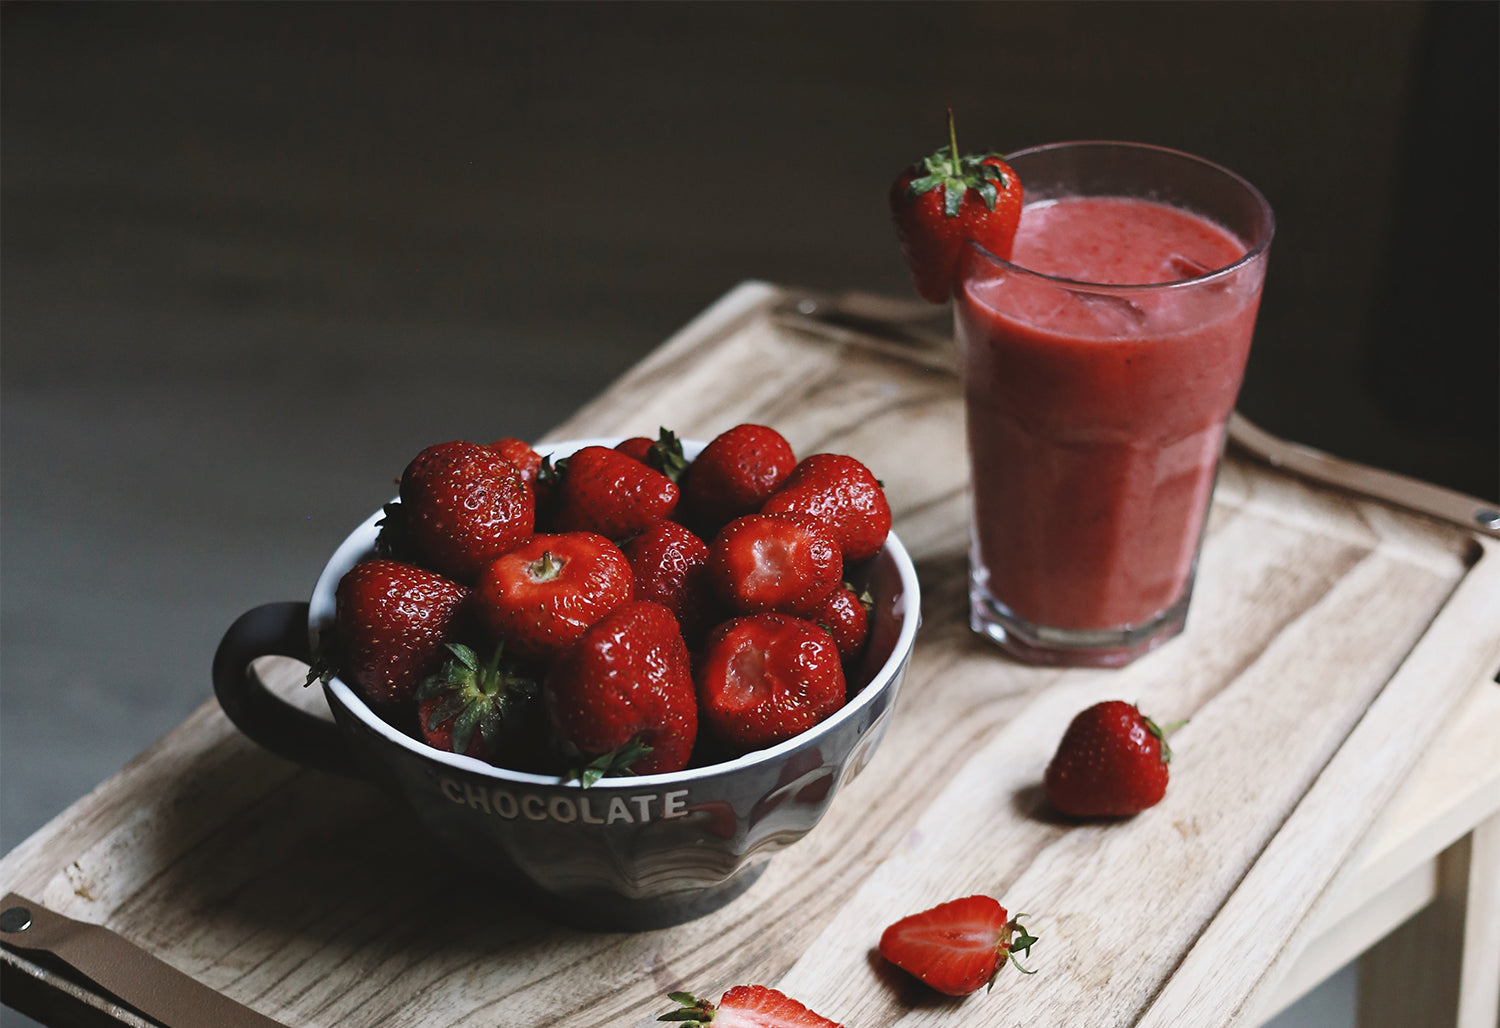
[879,894,1039,996]
[889,108,1023,303]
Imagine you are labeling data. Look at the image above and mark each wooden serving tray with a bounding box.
[4,282,1498,1028]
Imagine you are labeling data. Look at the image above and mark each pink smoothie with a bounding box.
[956,196,1262,631]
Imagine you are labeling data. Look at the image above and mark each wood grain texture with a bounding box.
[3,282,1497,1028]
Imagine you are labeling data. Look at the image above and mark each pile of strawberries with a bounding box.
[318,423,893,781]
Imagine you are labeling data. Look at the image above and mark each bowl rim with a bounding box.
[308,436,922,791]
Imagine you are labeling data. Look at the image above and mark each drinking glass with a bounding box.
[955,141,1274,666]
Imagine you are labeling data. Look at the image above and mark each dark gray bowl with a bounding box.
[214,438,921,929]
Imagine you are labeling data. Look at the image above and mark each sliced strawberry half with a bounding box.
[878,894,1038,996]
[659,985,845,1027]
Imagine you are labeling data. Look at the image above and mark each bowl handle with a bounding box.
[212,602,360,777]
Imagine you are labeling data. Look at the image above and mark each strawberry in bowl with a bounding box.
[213,430,920,929]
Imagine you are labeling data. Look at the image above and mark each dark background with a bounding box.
[1,4,1495,1024]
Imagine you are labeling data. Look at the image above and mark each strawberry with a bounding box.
[622,519,718,644]
[878,895,1038,996]
[759,454,891,562]
[617,428,690,483]
[1043,701,1179,817]
[659,985,845,1028]
[696,614,845,753]
[614,436,655,463]
[811,583,871,664]
[485,437,544,488]
[333,559,470,706]
[474,532,634,662]
[890,109,1023,303]
[398,440,534,582]
[415,642,547,770]
[706,513,842,618]
[544,601,697,777]
[680,423,797,537]
[551,444,680,541]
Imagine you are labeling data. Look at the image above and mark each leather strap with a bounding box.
[0,892,289,1028]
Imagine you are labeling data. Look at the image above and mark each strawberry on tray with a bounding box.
[322,424,899,783]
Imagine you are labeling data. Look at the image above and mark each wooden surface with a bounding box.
[3,282,1498,1028]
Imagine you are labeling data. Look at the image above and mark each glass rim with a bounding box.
[967,139,1276,293]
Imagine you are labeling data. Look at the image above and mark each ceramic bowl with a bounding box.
[213,438,920,929]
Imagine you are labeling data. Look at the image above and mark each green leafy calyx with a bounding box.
[998,913,1040,980]
[646,427,689,484]
[563,736,654,788]
[416,642,538,756]
[658,992,716,1024]
[905,108,1010,216]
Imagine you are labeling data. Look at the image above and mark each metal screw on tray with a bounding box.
[0,906,33,933]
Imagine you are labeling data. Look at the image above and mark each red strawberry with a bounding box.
[696,614,845,753]
[333,559,470,706]
[707,513,842,617]
[552,444,679,541]
[680,423,797,537]
[811,583,871,663]
[1044,701,1179,817]
[660,985,845,1027]
[760,454,891,562]
[485,437,543,488]
[544,601,697,777]
[474,532,634,662]
[399,441,534,581]
[890,109,1023,303]
[614,436,655,463]
[879,895,1038,996]
[622,520,717,643]
[415,642,546,770]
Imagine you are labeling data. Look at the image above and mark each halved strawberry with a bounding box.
[659,985,844,1027]
[878,895,1038,996]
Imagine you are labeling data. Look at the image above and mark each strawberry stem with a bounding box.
[529,550,562,582]
[946,107,961,176]
[1004,915,1040,976]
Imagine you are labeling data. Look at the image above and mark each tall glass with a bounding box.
[955,141,1274,667]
